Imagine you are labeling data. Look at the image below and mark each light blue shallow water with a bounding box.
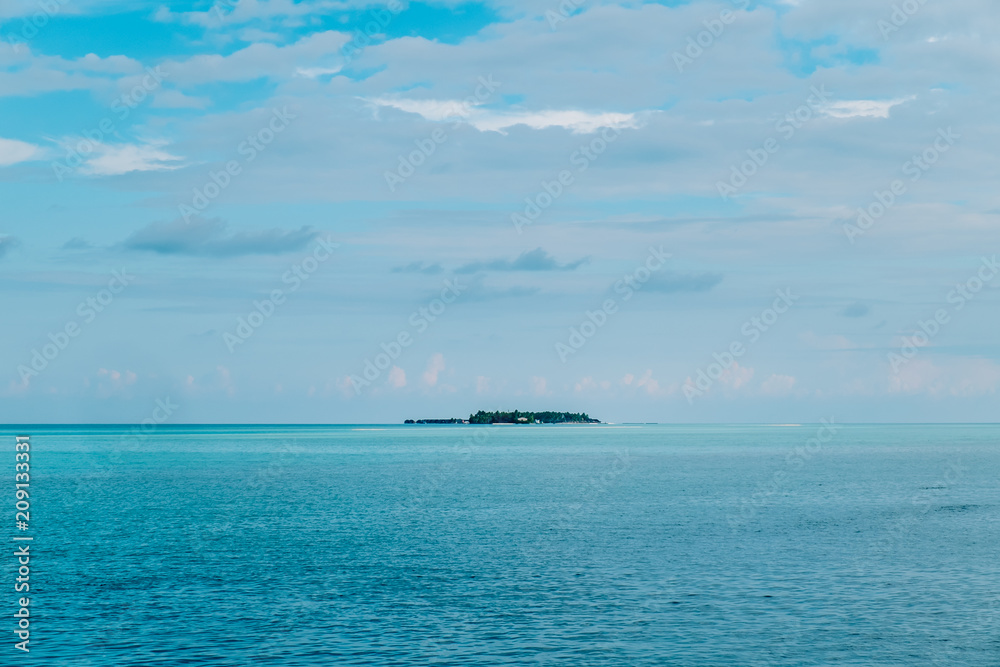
[3,424,999,665]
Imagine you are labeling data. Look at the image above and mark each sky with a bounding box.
[1,0,998,424]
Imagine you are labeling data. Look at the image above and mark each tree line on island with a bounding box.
[405,411,600,424]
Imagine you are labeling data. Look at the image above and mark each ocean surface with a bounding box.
[3,423,999,666]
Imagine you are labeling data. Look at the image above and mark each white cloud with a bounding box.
[821,97,914,119]
[635,369,660,395]
[422,353,445,386]
[531,376,548,395]
[72,141,183,176]
[888,357,1000,396]
[150,89,210,109]
[154,0,340,28]
[388,366,406,388]
[295,66,342,79]
[0,137,38,166]
[720,363,754,390]
[369,97,641,134]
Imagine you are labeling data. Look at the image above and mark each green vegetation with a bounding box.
[468,410,600,424]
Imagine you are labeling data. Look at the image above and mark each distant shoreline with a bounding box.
[406,411,601,425]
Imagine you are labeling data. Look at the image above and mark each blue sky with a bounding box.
[1,0,998,423]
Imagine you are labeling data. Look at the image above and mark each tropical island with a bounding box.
[405,411,600,424]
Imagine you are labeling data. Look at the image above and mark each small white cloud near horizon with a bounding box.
[888,357,1000,396]
[635,369,660,395]
[423,353,445,387]
[531,376,548,396]
[388,366,406,389]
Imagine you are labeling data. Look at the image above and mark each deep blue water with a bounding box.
[3,424,999,665]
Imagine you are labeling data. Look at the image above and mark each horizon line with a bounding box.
[3,422,1000,427]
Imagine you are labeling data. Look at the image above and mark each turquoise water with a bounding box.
[3,424,999,665]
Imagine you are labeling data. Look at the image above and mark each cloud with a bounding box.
[888,357,1000,396]
[476,376,490,394]
[0,235,20,259]
[388,366,406,389]
[821,97,914,119]
[531,376,548,396]
[123,217,320,257]
[369,97,640,134]
[708,363,754,391]
[153,0,338,28]
[150,89,211,110]
[68,140,183,176]
[456,248,588,274]
[423,353,445,387]
[0,137,38,166]
[92,367,139,398]
[635,369,660,395]
[841,302,870,318]
[644,271,723,293]
[181,365,235,397]
[723,364,754,389]
[156,30,349,86]
[392,261,444,275]
[295,66,342,79]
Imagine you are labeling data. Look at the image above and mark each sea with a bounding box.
[3,423,998,665]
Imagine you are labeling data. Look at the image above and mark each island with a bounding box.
[469,410,600,424]
[404,411,600,424]
[404,419,466,424]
